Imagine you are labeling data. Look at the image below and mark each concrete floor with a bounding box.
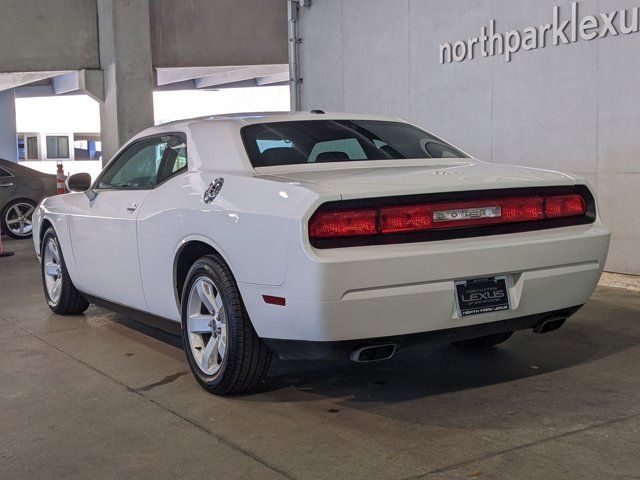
[1,237,639,480]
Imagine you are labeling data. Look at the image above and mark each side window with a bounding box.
[99,137,169,190]
[0,167,12,178]
[156,134,188,185]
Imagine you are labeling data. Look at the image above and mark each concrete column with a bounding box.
[0,89,17,162]
[97,0,154,164]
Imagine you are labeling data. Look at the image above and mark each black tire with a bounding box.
[181,254,272,395]
[40,227,90,315]
[2,199,37,239]
[452,331,513,349]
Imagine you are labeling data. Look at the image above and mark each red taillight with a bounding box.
[309,209,377,238]
[309,192,587,240]
[544,194,586,218]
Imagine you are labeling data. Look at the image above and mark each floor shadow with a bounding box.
[252,303,640,404]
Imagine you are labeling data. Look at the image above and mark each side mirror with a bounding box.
[65,172,92,192]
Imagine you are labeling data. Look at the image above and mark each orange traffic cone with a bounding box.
[0,232,15,258]
[56,162,66,194]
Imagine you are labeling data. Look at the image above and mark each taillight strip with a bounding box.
[309,193,586,240]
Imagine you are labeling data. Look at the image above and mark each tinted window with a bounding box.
[0,167,12,178]
[46,136,69,159]
[156,136,188,185]
[99,134,187,190]
[242,120,465,167]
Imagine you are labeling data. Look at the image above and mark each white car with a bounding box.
[32,111,610,395]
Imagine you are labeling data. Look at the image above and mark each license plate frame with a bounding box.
[454,275,511,317]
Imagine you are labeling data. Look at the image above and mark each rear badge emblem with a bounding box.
[204,177,224,204]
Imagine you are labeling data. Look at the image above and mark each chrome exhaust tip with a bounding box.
[350,344,396,362]
[533,317,566,334]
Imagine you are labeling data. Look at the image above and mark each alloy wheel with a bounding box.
[186,277,229,376]
[43,236,63,305]
[5,202,35,237]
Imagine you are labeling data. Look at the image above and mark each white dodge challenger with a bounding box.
[32,112,610,394]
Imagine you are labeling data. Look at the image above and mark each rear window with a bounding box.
[241,120,465,167]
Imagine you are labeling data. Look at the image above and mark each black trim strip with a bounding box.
[84,294,182,336]
[309,185,596,248]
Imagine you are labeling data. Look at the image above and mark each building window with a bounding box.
[27,136,38,160]
[46,136,69,159]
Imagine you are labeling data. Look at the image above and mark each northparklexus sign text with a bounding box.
[439,2,639,63]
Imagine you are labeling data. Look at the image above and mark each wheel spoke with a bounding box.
[51,241,60,262]
[218,336,226,360]
[10,205,20,217]
[6,218,19,225]
[200,336,219,371]
[45,262,61,277]
[23,206,35,217]
[189,314,214,334]
[214,292,224,311]
[51,278,62,299]
[196,280,217,313]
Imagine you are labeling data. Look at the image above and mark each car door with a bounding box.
[68,136,173,310]
[0,166,16,206]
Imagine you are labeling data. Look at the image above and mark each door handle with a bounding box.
[0,182,14,188]
[126,203,138,212]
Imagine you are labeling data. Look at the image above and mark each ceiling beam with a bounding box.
[256,71,290,86]
[194,64,287,89]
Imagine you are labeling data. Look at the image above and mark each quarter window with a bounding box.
[0,167,12,178]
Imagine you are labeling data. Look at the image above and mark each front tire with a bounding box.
[452,331,513,349]
[41,227,90,315]
[181,255,272,395]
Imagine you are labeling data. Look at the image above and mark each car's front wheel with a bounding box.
[181,254,272,395]
[41,227,90,315]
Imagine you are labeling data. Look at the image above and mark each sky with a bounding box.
[16,86,290,133]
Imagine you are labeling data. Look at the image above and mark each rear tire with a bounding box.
[181,254,272,395]
[452,331,513,349]
[41,227,90,315]
[2,199,37,239]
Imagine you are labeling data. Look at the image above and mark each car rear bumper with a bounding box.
[263,305,582,360]
[240,222,609,343]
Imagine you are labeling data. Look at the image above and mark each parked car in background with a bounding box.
[0,159,57,239]
[32,112,610,395]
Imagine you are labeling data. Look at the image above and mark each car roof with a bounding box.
[154,111,404,130]
[0,158,54,178]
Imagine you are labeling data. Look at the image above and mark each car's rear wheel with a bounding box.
[41,227,90,315]
[452,331,513,349]
[181,254,272,395]
[2,199,36,239]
